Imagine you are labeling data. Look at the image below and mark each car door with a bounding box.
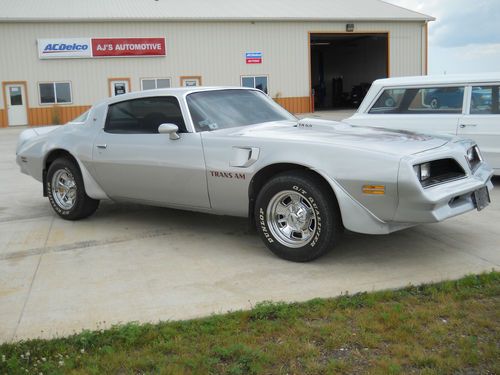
[349,86,463,136]
[459,84,500,172]
[91,96,210,208]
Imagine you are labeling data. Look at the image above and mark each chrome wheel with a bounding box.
[266,190,317,248]
[51,169,77,210]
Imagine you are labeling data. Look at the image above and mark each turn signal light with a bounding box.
[362,185,385,195]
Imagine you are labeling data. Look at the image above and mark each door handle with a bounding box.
[460,124,477,128]
[96,144,107,149]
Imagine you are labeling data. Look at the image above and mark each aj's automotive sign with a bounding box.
[38,37,166,59]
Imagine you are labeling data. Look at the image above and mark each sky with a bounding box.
[384,0,500,74]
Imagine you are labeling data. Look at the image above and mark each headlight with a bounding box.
[466,145,482,172]
[413,159,466,188]
[413,162,431,182]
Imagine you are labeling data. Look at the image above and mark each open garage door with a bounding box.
[310,33,388,111]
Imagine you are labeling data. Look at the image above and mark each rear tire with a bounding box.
[254,171,341,262]
[46,158,99,220]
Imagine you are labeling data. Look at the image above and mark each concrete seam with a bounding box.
[11,216,55,342]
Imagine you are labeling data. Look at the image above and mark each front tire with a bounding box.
[255,171,341,262]
[46,158,99,220]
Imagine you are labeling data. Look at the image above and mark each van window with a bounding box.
[470,86,500,114]
[370,86,465,114]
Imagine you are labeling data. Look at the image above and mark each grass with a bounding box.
[1,271,499,374]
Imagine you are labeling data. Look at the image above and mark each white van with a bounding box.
[346,74,500,175]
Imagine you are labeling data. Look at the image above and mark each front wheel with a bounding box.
[46,158,99,220]
[255,171,341,262]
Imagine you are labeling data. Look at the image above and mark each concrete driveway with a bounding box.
[1,125,498,343]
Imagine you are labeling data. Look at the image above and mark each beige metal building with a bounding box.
[0,0,433,127]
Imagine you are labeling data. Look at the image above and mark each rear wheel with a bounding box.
[46,158,99,220]
[255,171,341,262]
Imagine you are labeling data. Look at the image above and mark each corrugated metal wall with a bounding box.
[0,20,425,120]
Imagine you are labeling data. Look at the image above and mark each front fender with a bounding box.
[314,170,410,234]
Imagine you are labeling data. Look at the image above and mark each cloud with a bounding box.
[384,0,500,73]
[430,43,500,74]
[385,0,500,47]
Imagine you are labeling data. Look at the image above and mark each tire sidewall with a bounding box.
[255,173,337,262]
[46,159,85,219]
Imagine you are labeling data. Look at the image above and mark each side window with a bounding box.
[369,88,406,113]
[369,86,465,114]
[105,96,186,134]
[412,87,464,113]
[470,86,499,114]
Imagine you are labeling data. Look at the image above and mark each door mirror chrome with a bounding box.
[158,123,180,140]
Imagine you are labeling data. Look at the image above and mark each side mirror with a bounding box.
[158,123,180,140]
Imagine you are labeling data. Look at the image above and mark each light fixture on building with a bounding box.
[346,23,355,32]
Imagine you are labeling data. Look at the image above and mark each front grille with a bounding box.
[419,159,466,188]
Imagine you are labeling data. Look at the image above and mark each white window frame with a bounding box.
[240,75,269,94]
[38,81,73,105]
[140,77,172,91]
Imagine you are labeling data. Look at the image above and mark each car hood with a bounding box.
[214,118,452,156]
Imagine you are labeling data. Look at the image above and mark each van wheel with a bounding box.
[254,171,341,262]
[46,158,99,220]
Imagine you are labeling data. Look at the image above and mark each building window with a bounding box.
[141,78,171,90]
[39,82,72,104]
[241,76,268,94]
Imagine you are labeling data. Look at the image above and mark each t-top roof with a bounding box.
[0,0,434,22]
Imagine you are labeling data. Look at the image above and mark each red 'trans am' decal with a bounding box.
[91,38,166,57]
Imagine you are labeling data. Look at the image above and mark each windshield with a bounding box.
[186,89,296,132]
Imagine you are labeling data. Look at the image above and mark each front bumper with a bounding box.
[395,152,493,224]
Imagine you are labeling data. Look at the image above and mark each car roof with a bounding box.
[371,73,500,87]
[98,86,258,106]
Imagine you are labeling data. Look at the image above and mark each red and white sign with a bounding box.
[38,37,166,59]
[92,38,166,57]
[246,52,262,64]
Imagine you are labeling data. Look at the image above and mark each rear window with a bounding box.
[370,86,465,114]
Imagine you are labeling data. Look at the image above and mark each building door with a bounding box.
[5,84,28,126]
[109,79,130,96]
[180,76,202,87]
[309,33,389,111]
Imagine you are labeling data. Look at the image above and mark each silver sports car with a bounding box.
[16,87,494,261]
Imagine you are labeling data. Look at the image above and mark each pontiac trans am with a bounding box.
[16,87,494,262]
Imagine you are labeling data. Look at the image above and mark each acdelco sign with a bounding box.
[38,37,167,59]
[44,43,89,52]
[38,38,92,59]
